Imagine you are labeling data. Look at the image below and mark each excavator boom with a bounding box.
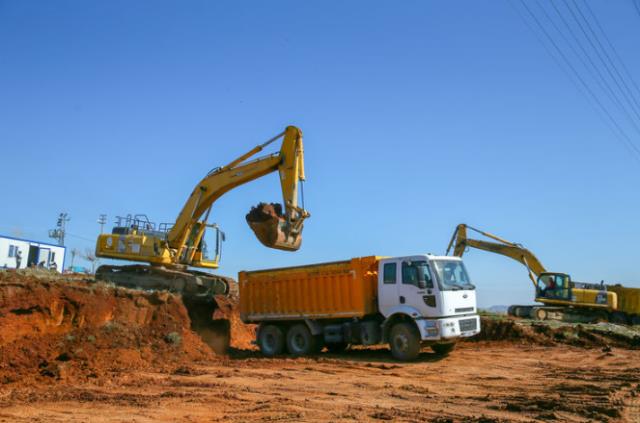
[168,126,308,261]
[446,224,546,287]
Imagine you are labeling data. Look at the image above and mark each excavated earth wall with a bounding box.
[0,270,217,384]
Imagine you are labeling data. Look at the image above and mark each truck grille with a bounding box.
[455,307,474,313]
[459,318,477,332]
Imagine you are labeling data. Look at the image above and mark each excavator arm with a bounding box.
[446,224,547,287]
[167,125,309,266]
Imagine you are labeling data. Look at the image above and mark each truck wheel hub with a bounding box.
[394,334,409,351]
[293,334,306,350]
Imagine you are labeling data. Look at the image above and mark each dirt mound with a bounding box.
[472,316,640,349]
[0,271,215,384]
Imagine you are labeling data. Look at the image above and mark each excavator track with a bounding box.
[95,264,235,303]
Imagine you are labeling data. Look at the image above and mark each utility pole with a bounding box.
[70,248,79,269]
[48,212,70,246]
[97,214,107,234]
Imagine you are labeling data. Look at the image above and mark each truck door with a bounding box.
[378,260,400,316]
[398,259,438,317]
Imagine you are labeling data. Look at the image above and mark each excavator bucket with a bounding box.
[246,203,303,251]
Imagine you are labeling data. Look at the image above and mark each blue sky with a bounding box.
[1,1,639,307]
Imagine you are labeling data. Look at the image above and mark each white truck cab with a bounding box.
[378,254,481,359]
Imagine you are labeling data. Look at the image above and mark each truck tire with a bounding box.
[431,343,456,355]
[257,324,285,357]
[389,322,421,361]
[286,324,317,356]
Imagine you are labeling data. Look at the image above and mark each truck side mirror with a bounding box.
[418,280,427,289]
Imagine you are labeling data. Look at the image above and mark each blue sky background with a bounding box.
[1,1,639,307]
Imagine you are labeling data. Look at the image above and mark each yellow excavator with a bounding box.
[445,224,622,322]
[95,126,310,304]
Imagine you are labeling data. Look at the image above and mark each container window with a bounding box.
[8,245,16,258]
[383,263,397,284]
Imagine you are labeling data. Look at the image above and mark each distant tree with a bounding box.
[83,248,100,274]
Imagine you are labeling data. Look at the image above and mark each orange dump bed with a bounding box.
[239,256,380,323]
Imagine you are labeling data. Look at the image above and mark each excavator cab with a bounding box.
[535,273,571,301]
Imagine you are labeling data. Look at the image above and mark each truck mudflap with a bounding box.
[416,315,481,341]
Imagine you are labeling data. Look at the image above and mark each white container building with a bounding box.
[0,235,66,272]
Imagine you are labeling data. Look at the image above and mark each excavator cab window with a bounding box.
[537,274,571,300]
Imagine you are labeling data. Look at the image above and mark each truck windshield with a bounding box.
[432,260,475,291]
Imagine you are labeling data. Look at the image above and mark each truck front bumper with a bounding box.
[416,315,481,342]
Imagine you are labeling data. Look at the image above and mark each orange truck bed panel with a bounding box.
[239,256,381,323]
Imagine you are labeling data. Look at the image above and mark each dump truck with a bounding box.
[239,255,481,361]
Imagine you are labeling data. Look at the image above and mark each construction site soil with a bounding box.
[1,271,640,422]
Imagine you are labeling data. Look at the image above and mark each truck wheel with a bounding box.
[389,322,421,361]
[257,324,285,357]
[431,343,456,355]
[326,342,349,353]
[286,324,317,356]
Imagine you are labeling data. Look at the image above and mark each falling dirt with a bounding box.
[2,271,640,422]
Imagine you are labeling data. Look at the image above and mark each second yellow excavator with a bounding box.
[95,126,310,303]
[445,224,640,324]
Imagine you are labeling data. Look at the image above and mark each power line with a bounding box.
[578,0,640,114]
[542,0,635,130]
[543,0,640,138]
[563,0,640,122]
[509,0,640,162]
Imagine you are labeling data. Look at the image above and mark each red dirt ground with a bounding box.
[1,271,640,422]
